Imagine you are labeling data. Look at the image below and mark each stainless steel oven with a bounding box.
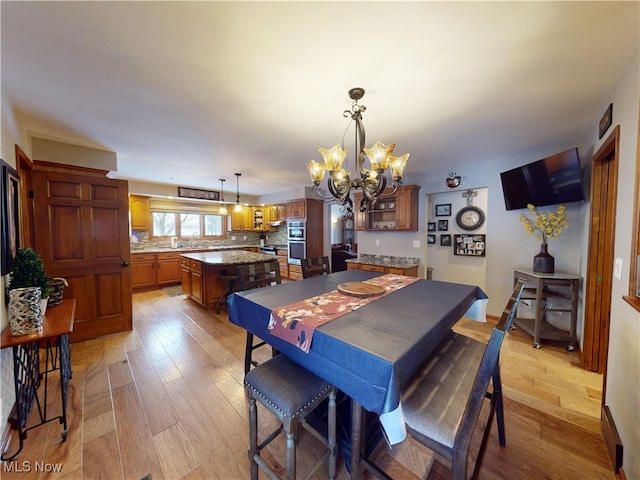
[287,221,305,241]
[288,240,306,265]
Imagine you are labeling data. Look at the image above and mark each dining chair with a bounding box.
[236,260,282,374]
[245,353,337,480]
[364,280,525,480]
[301,256,331,279]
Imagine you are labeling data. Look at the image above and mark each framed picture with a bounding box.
[427,222,436,232]
[599,103,613,139]
[178,186,220,201]
[454,234,486,256]
[2,159,20,275]
[427,234,436,244]
[440,234,452,247]
[437,219,448,231]
[435,203,451,217]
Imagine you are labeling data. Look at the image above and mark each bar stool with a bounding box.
[244,354,337,480]
[216,272,236,314]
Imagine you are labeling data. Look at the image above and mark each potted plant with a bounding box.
[519,204,568,273]
[7,248,51,335]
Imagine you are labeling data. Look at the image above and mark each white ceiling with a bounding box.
[2,1,638,197]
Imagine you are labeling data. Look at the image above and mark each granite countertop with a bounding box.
[345,254,420,268]
[131,245,256,254]
[180,250,277,265]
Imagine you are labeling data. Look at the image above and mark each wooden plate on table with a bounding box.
[337,282,385,298]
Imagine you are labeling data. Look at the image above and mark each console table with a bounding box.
[513,269,579,350]
[1,299,75,460]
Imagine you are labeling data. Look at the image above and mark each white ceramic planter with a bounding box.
[8,287,43,336]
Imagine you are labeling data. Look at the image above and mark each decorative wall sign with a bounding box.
[599,103,613,139]
[454,234,486,256]
[178,187,220,201]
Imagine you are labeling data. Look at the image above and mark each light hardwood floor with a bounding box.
[1,288,614,480]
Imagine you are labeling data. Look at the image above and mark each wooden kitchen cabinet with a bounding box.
[362,185,420,231]
[190,260,203,304]
[347,262,418,277]
[394,185,420,231]
[288,264,303,281]
[251,207,266,230]
[276,247,289,279]
[353,193,367,231]
[231,206,252,231]
[131,253,156,290]
[269,204,286,223]
[130,195,151,230]
[181,257,191,296]
[156,252,182,286]
[287,199,306,219]
[133,251,181,291]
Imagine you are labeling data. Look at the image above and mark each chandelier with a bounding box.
[307,87,410,212]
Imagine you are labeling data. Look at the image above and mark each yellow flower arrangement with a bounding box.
[519,204,568,244]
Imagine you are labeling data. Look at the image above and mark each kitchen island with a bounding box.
[180,250,277,310]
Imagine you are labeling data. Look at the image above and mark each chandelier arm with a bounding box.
[355,113,366,174]
[312,185,336,200]
[327,177,351,204]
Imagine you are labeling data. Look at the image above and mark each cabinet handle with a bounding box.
[121,261,129,267]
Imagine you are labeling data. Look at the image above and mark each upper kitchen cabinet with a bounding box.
[269,204,286,223]
[231,206,252,231]
[353,193,367,231]
[251,206,270,230]
[353,185,420,231]
[130,194,150,230]
[287,199,306,219]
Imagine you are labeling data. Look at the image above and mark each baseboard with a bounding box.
[601,405,623,473]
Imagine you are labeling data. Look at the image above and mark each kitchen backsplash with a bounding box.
[130,226,288,251]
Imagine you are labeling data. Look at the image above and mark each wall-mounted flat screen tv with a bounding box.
[500,147,584,211]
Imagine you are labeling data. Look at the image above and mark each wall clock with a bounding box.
[456,206,485,231]
[344,217,354,230]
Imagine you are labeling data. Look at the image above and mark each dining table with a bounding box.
[227,269,488,478]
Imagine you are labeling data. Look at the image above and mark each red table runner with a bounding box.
[268,273,419,352]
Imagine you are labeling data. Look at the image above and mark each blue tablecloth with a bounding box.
[228,269,488,444]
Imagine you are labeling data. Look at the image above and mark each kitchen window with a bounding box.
[151,211,226,239]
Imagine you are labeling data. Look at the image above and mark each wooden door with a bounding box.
[583,126,619,373]
[32,167,132,342]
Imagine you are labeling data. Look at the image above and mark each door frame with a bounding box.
[583,125,619,376]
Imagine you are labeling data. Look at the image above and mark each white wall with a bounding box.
[427,188,488,291]
[0,91,29,434]
[595,50,639,480]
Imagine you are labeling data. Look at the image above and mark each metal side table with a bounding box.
[1,299,75,460]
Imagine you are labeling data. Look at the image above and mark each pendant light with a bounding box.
[233,173,243,213]
[218,178,228,215]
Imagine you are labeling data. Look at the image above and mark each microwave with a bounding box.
[288,221,305,241]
